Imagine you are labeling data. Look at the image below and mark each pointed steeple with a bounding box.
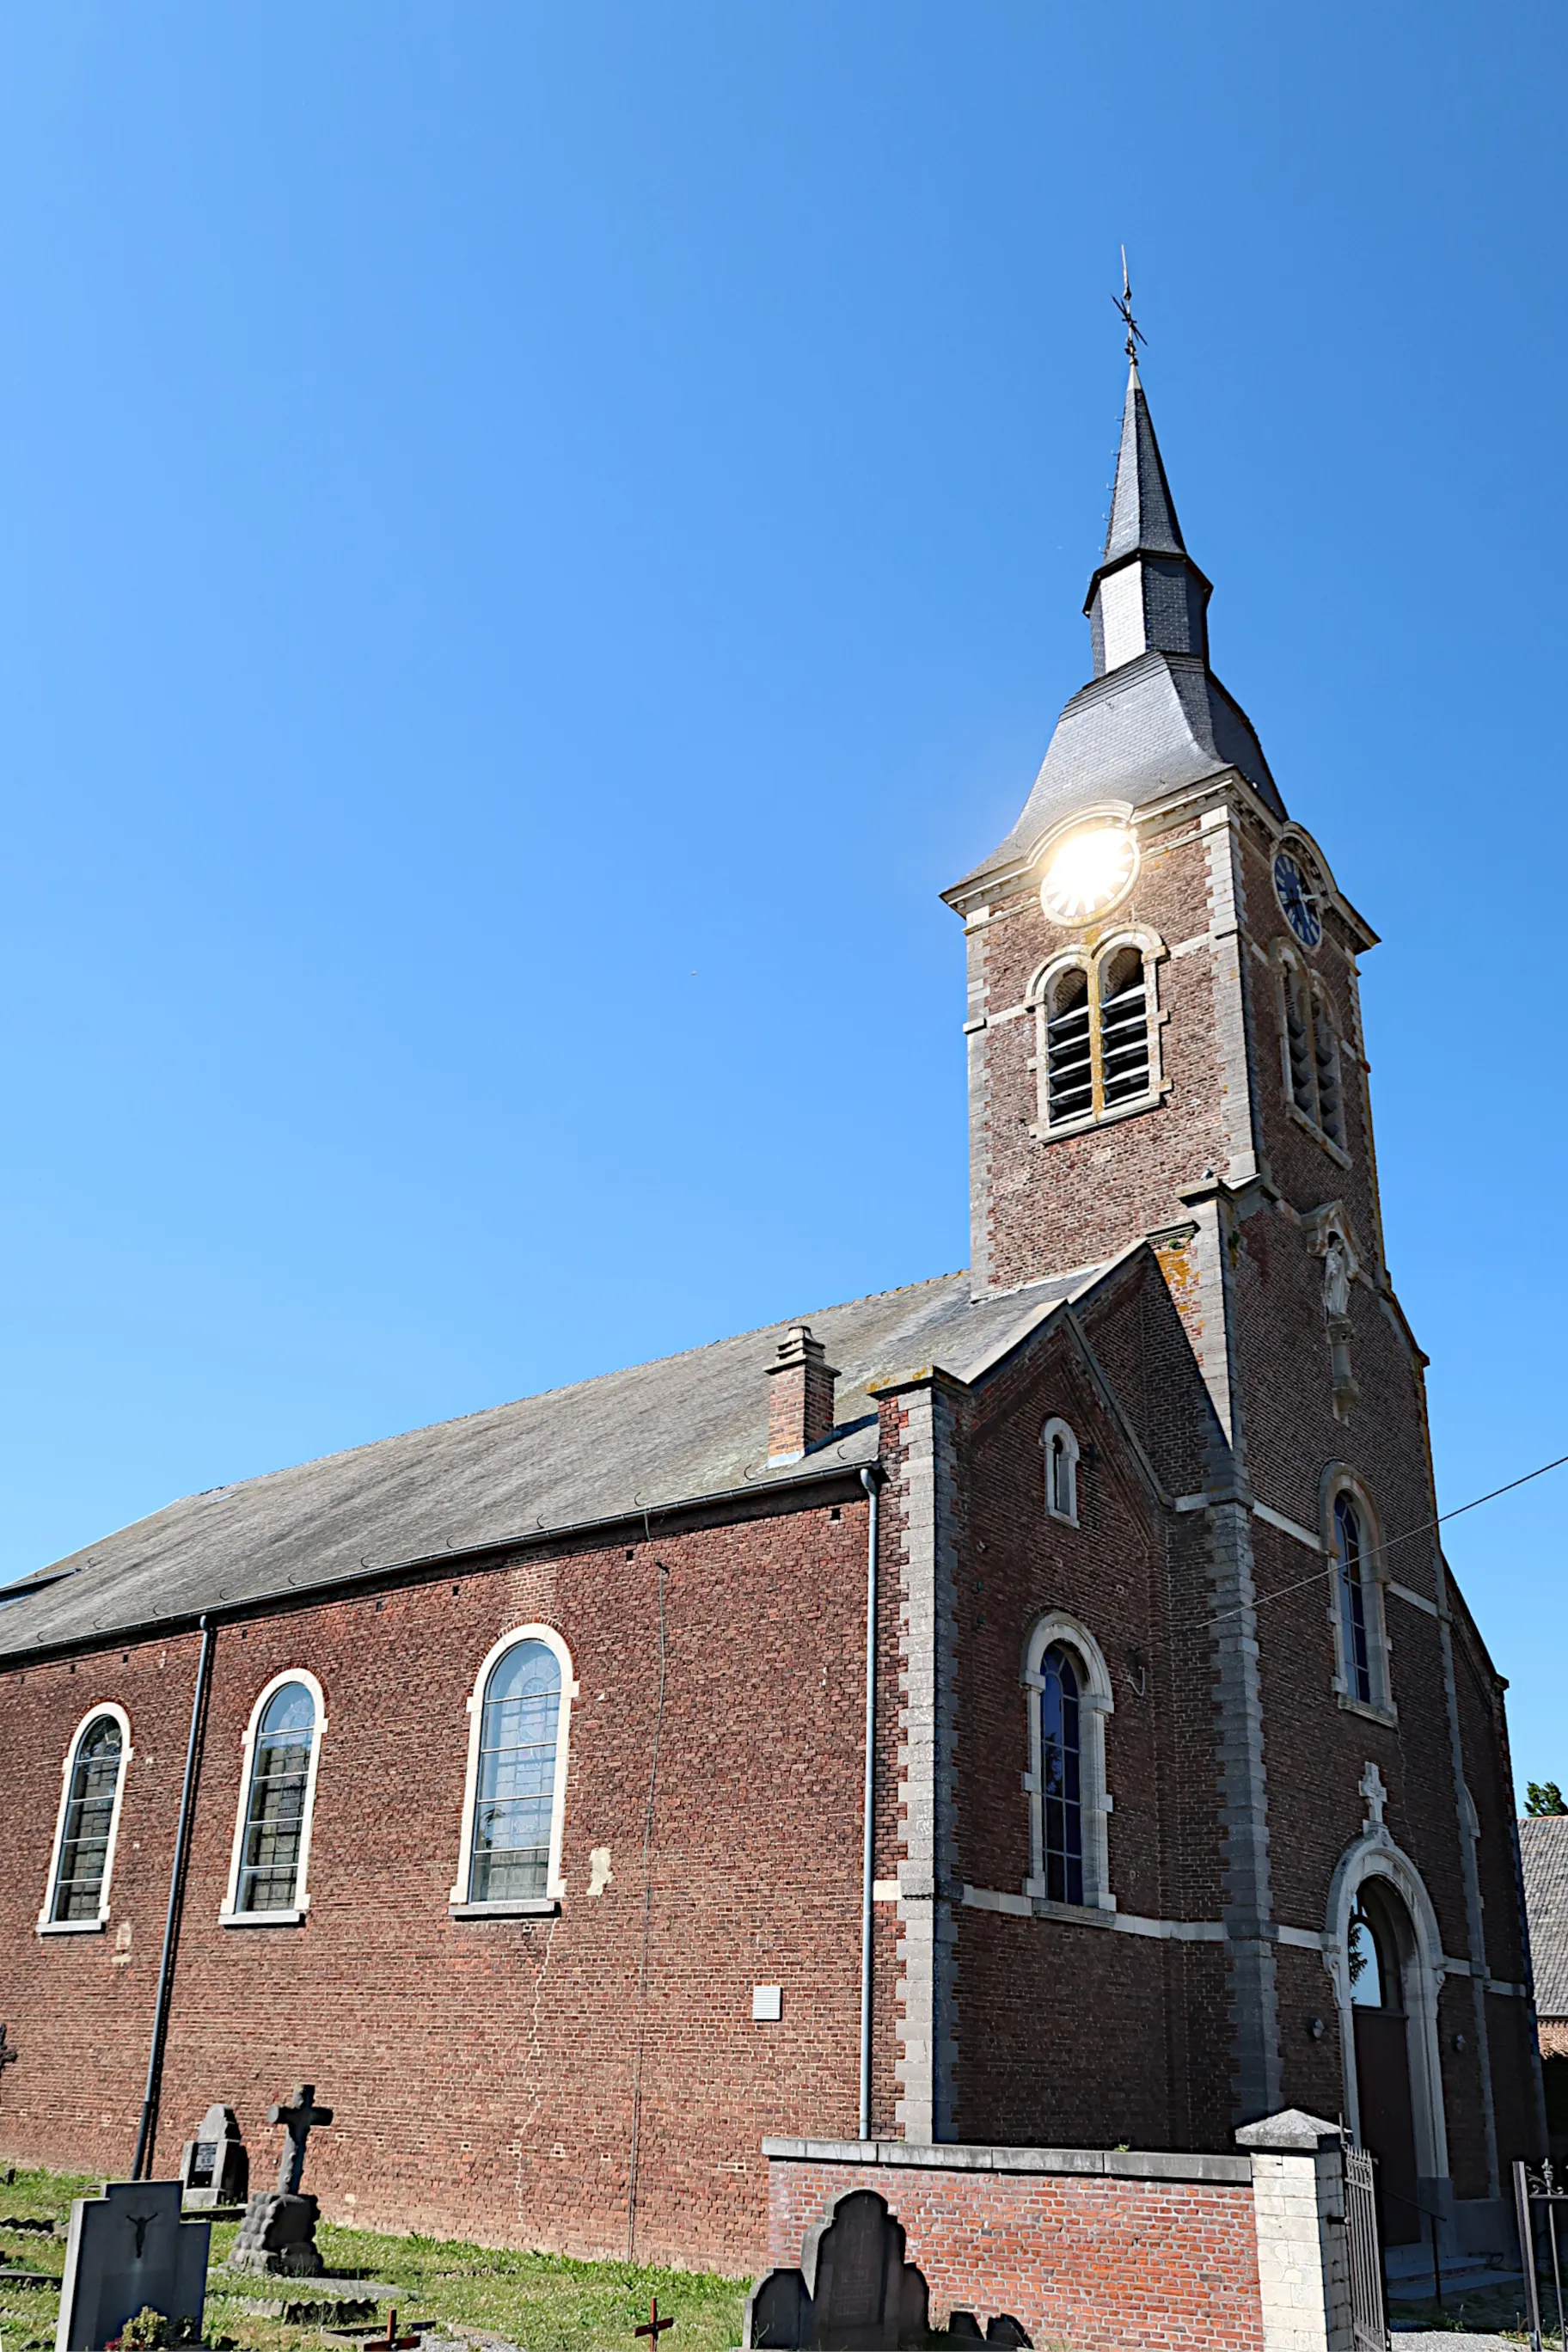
[1102,364,1187,563]
[1083,362,1213,679]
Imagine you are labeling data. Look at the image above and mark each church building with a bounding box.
[0,352,1544,2278]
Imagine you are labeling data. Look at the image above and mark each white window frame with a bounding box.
[450,1624,578,1918]
[219,1668,328,1928]
[1041,1418,1080,1526]
[1322,1471,1394,1723]
[1021,1615,1115,1912]
[37,1702,133,1936]
[1030,930,1167,1142]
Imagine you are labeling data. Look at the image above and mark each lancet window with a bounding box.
[1042,1417,1080,1525]
[1328,1485,1391,1716]
[1023,1618,1114,1912]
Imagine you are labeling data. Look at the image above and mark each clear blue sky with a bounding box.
[3,5,1563,1803]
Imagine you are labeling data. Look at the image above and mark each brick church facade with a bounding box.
[0,358,1544,2275]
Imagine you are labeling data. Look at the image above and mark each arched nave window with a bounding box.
[1023,1617,1114,1912]
[451,1626,576,1914]
[39,1706,132,1932]
[221,1671,327,1924]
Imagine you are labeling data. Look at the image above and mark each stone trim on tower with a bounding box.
[885,1378,961,2142]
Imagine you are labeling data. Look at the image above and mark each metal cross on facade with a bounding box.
[266,2082,334,2196]
[1113,247,1147,368]
[634,2297,675,2345]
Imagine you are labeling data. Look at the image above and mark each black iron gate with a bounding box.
[1344,2139,1387,2352]
[1514,2158,1568,2352]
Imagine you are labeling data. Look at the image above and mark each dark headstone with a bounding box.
[743,2270,812,2349]
[983,2320,1031,2346]
[946,2317,984,2343]
[53,2181,210,2352]
[742,2190,928,2351]
[179,2104,249,2210]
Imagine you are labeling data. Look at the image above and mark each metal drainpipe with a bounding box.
[858,1466,882,2143]
[132,1613,213,2179]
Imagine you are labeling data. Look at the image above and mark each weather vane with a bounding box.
[1113,247,1146,367]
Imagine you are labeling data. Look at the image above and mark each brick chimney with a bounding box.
[766,1324,838,1465]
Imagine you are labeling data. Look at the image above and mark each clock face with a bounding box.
[1040,824,1137,926]
[1273,848,1322,948]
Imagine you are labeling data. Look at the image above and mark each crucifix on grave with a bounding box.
[268,2084,334,2196]
[635,2296,676,2346]
[230,2082,335,2277]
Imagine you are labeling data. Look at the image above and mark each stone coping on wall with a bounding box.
[760,2137,1253,2186]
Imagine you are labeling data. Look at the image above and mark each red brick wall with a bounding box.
[0,1488,885,2274]
[766,2156,1264,2352]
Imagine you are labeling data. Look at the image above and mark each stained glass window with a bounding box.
[1336,1496,1373,1706]
[469,1640,562,1902]
[1040,1644,1084,1906]
[52,1714,124,1922]
[237,1681,316,1914]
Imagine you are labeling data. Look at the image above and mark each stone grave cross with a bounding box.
[268,2085,334,2195]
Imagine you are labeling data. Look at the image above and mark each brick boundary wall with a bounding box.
[763,2140,1266,2352]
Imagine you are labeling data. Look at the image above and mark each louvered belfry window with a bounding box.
[1098,946,1150,1107]
[1284,967,1315,1112]
[1041,942,1155,1131]
[1045,966,1093,1124]
[1314,1002,1345,1147]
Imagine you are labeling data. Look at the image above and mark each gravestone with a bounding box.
[54,2180,210,2352]
[179,2104,249,2210]
[230,2083,334,2277]
[743,2190,928,2350]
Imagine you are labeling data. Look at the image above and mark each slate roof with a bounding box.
[0,1262,1105,1663]
[1521,1814,1568,2018]
[1099,364,1188,567]
[949,364,1286,899]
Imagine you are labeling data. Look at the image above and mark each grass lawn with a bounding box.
[0,2168,746,2352]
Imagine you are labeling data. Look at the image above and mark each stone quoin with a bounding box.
[0,340,1544,2282]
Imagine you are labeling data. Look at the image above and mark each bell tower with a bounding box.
[943,352,1381,1351]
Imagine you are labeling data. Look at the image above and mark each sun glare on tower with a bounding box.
[1040,824,1136,925]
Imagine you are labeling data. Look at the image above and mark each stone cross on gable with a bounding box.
[1359,1761,1387,1828]
[266,2084,334,2196]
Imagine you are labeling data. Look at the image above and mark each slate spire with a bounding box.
[1083,359,1213,679]
[1102,362,1187,564]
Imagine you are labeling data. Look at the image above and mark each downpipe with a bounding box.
[132,1614,212,2179]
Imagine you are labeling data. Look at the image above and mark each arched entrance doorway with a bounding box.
[1349,1881,1422,2245]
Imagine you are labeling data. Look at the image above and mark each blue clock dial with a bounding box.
[1273,849,1322,948]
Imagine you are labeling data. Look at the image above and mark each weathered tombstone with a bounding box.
[179,2104,249,2210]
[54,2180,210,2352]
[230,2083,334,2277]
[742,2190,928,2351]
